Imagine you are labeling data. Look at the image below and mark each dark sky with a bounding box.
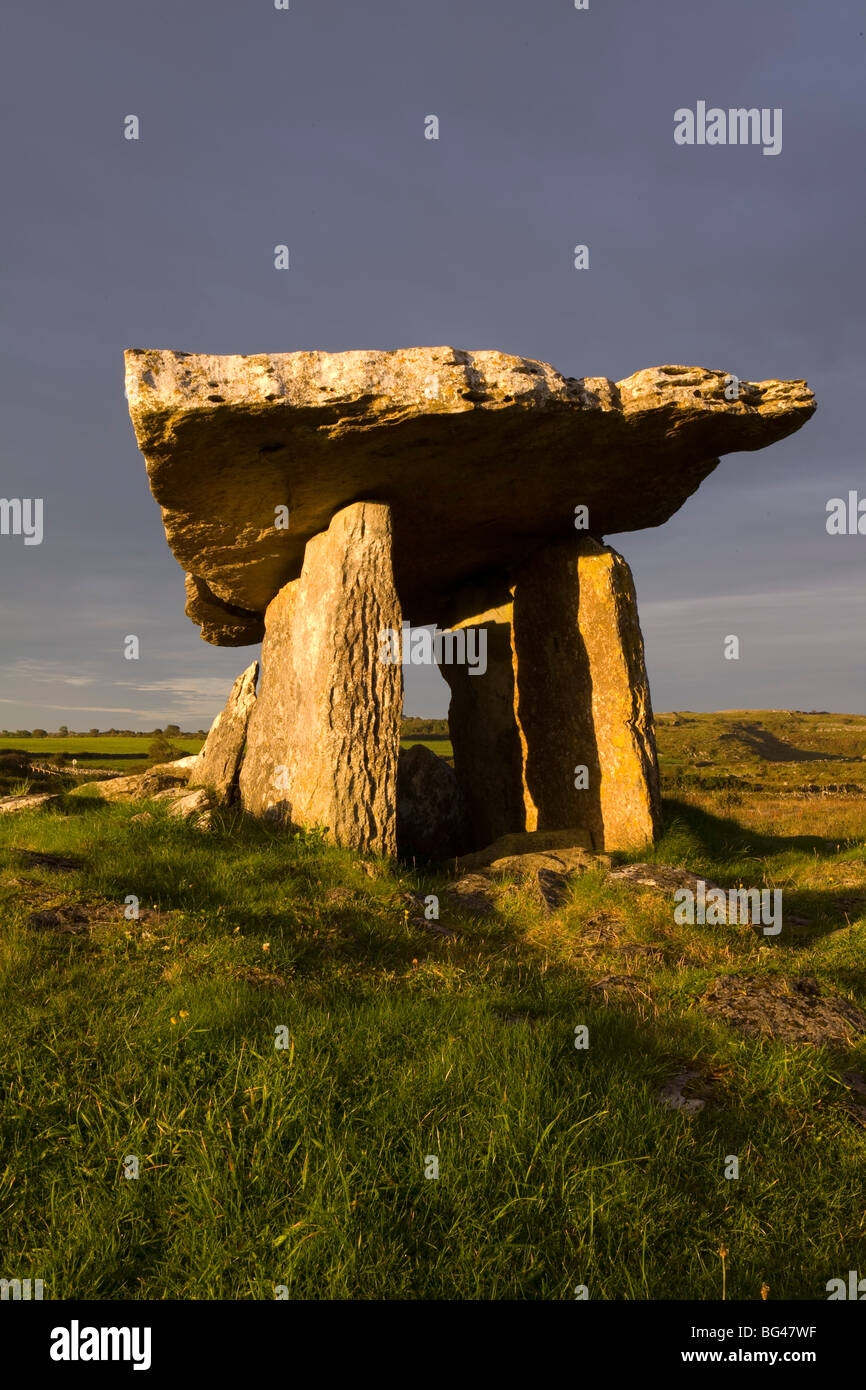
[2,0,863,729]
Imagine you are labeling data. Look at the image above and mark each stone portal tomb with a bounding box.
[125,347,815,856]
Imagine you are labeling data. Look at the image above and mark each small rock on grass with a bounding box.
[658,1070,706,1115]
[610,863,723,894]
[536,867,573,912]
[445,873,502,916]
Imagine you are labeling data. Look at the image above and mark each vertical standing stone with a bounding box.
[436,596,525,850]
[188,660,258,802]
[511,537,661,851]
[238,501,403,856]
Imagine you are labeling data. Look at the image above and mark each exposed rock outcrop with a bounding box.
[0,792,61,815]
[700,975,866,1047]
[86,761,191,802]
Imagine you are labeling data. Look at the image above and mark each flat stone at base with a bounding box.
[167,788,212,820]
[536,867,574,912]
[445,873,501,916]
[0,793,61,815]
[458,829,596,873]
[610,863,724,895]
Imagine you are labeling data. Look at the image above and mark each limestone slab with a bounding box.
[124,349,815,640]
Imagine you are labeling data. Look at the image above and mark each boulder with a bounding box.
[124,348,815,640]
[487,849,607,876]
[166,787,212,820]
[396,743,468,861]
[188,660,258,802]
[238,501,402,856]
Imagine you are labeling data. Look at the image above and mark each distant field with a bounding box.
[654,710,866,797]
[0,737,204,758]
[0,738,204,777]
[3,714,865,787]
[402,712,866,797]
[401,737,454,757]
[0,735,451,777]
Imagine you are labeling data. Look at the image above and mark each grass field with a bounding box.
[0,737,205,777]
[0,713,864,1299]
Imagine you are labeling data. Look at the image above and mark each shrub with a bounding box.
[148,736,184,766]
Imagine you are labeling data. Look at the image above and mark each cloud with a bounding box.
[0,660,97,687]
[114,677,241,699]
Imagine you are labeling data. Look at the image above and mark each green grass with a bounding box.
[1,776,864,1300]
[0,737,204,757]
[2,736,444,776]
[0,737,204,779]
[401,737,454,757]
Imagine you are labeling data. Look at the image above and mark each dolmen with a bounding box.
[125,347,815,858]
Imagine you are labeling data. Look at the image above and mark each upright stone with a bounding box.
[436,589,525,850]
[512,537,661,851]
[188,660,259,802]
[238,502,402,856]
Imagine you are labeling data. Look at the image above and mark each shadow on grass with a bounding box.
[727,723,848,763]
[3,797,863,1014]
[660,796,859,861]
